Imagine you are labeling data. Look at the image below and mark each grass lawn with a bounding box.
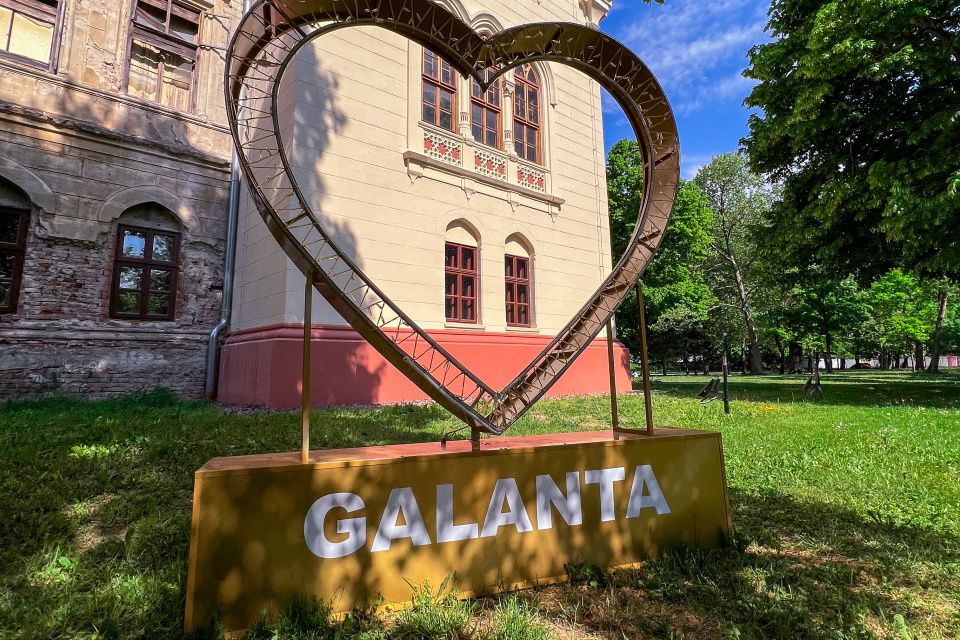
[1,370,958,639]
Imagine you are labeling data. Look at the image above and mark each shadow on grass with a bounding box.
[650,370,960,409]
[0,391,461,639]
[539,488,960,639]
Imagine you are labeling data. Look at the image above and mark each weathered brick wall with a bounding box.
[0,331,209,399]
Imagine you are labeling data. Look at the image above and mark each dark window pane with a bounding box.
[148,294,170,316]
[0,215,19,244]
[0,281,9,308]
[153,235,174,262]
[472,103,482,125]
[505,304,515,325]
[518,306,529,326]
[119,266,142,290]
[461,299,474,321]
[515,140,524,156]
[527,68,536,83]
[122,230,146,258]
[445,273,458,296]
[149,269,172,291]
[517,259,527,280]
[472,123,483,143]
[461,275,474,298]
[485,130,497,148]
[514,122,524,144]
[439,110,453,131]
[505,283,515,303]
[517,284,529,304]
[504,256,513,278]
[117,291,140,314]
[170,14,199,43]
[527,143,536,162]
[424,50,437,79]
[0,253,13,279]
[441,62,453,86]
[445,244,458,268]
[460,247,475,271]
[528,89,539,124]
[422,82,436,106]
[439,89,453,112]
[485,109,497,130]
[423,103,436,125]
[515,94,526,120]
[445,297,457,320]
[472,80,482,99]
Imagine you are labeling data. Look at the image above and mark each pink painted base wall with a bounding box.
[217,324,633,409]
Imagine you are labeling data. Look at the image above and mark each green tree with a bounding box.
[606,139,714,372]
[743,0,960,280]
[861,270,937,369]
[695,152,772,374]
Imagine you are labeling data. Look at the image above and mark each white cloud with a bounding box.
[608,0,769,115]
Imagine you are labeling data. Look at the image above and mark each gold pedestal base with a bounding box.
[184,428,731,634]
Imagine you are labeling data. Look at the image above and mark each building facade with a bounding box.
[0,0,239,398]
[0,0,631,406]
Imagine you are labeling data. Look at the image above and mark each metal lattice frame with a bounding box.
[225,0,679,436]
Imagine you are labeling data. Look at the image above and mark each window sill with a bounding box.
[505,326,540,334]
[444,322,486,331]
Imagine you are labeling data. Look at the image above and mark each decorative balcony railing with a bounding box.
[414,124,555,203]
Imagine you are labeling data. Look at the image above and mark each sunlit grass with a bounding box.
[0,371,958,638]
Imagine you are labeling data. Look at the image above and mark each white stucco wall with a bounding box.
[231,0,613,337]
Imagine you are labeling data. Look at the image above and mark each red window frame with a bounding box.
[445,242,478,323]
[513,64,542,164]
[504,254,531,327]
[422,48,457,132]
[110,224,180,320]
[471,68,501,149]
[0,207,27,314]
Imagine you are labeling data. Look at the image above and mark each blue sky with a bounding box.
[598,0,772,179]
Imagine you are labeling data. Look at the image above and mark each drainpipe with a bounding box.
[205,150,241,399]
[206,0,250,399]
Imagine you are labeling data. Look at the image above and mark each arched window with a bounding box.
[444,222,478,323]
[513,64,541,164]
[471,69,501,149]
[504,235,532,327]
[422,48,457,132]
[110,204,181,320]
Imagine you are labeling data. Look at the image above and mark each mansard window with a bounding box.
[0,208,27,314]
[471,69,501,149]
[504,255,531,327]
[513,64,541,164]
[422,49,456,132]
[444,242,477,323]
[126,0,200,111]
[110,224,180,320]
[0,0,60,67]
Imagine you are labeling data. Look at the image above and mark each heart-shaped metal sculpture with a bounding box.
[226,0,679,437]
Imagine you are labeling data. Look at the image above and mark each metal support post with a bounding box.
[722,331,730,415]
[636,284,655,435]
[606,320,620,436]
[301,271,313,463]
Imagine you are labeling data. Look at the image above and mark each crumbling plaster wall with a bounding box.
[0,0,244,400]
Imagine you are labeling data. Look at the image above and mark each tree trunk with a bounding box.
[727,251,763,374]
[787,341,803,374]
[740,337,748,374]
[914,340,924,372]
[880,348,889,370]
[927,285,948,374]
[840,356,846,370]
[662,356,668,376]
[774,335,785,374]
[824,332,834,373]
[807,353,813,372]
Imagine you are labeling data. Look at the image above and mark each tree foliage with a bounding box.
[743,0,960,278]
